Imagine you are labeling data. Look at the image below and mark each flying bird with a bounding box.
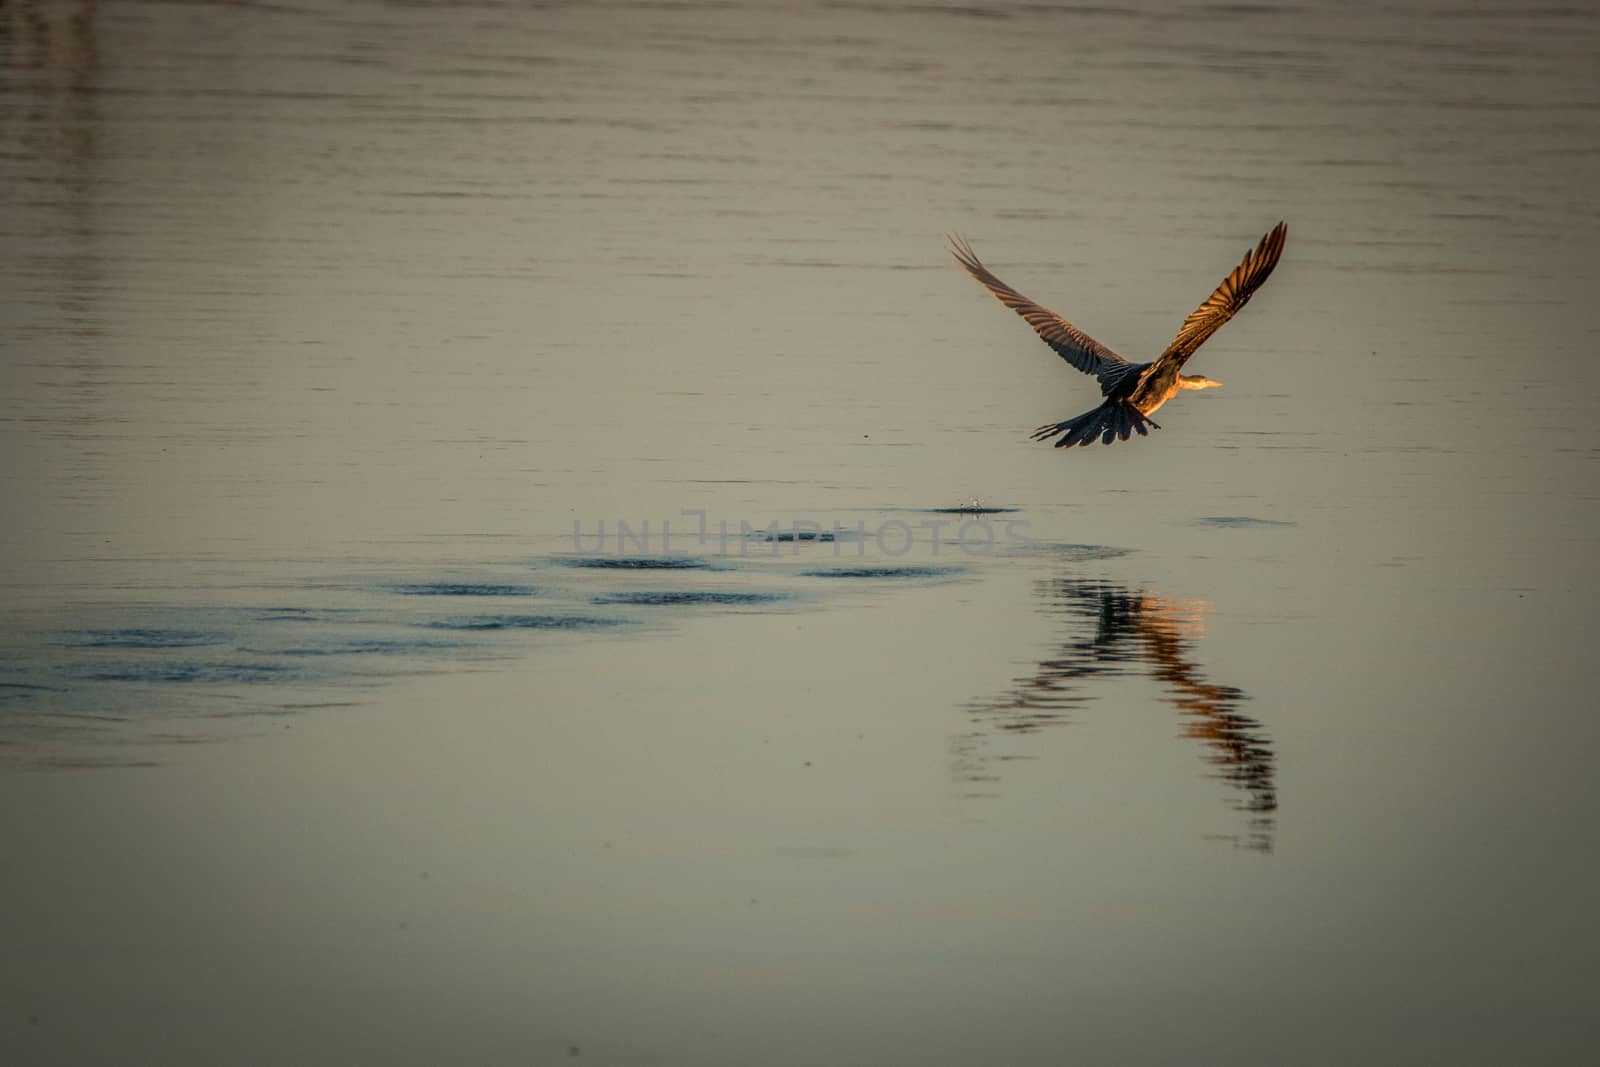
[949,222,1287,447]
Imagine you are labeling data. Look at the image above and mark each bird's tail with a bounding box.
[1031,401,1160,448]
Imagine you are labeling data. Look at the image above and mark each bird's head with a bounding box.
[1177,374,1222,391]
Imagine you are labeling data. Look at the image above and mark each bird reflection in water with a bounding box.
[957,578,1277,852]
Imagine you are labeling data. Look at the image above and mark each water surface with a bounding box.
[2,1,1598,1064]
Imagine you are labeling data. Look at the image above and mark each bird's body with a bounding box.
[949,222,1287,447]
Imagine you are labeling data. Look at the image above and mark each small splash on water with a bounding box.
[422,614,631,632]
[592,591,790,606]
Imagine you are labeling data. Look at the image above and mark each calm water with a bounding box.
[3,0,1598,1063]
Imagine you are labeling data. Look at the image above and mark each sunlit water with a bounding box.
[3,1,1598,1063]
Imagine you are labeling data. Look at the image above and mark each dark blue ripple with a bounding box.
[388,582,539,597]
[59,628,225,649]
[800,565,963,579]
[556,556,712,570]
[422,614,631,632]
[592,591,789,606]
[242,638,467,657]
[72,661,298,685]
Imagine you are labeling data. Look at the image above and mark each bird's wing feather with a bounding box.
[948,235,1127,377]
[1096,359,1145,398]
[1153,222,1287,369]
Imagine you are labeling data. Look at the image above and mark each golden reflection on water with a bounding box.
[959,577,1277,852]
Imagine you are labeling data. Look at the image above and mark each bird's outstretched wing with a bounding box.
[1155,222,1287,368]
[948,235,1127,378]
